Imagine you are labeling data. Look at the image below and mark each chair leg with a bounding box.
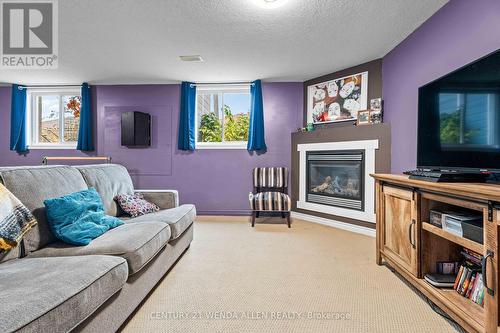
[251,211,256,227]
[286,212,291,228]
[256,211,260,218]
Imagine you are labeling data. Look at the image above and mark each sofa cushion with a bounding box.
[44,188,124,246]
[0,255,127,333]
[0,166,88,253]
[28,222,170,274]
[0,246,20,263]
[75,164,134,217]
[124,204,195,240]
[115,193,159,218]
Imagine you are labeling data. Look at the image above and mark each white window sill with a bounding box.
[28,144,77,150]
[196,142,247,150]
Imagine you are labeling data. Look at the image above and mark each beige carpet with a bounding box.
[121,217,458,333]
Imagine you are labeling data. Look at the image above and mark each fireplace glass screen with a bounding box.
[306,150,364,210]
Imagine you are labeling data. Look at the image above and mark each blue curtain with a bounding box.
[77,82,94,151]
[247,80,267,151]
[178,81,196,151]
[10,84,28,153]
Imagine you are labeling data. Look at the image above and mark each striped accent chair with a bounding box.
[249,167,291,228]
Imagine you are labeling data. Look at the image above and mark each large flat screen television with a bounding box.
[417,49,500,173]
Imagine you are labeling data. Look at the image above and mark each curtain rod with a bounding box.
[190,82,255,88]
[17,84,88,90]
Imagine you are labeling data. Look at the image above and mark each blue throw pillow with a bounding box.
[44,188,124,246]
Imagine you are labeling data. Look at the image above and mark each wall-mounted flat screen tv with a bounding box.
[121,111,151,147]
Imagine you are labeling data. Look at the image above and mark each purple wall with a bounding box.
[6,0,495,211]
[0,83,303,215]
[383,0,500,173]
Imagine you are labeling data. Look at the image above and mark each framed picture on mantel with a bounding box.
[306,71,368,125]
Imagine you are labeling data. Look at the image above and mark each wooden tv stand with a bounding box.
[372,174,500,333]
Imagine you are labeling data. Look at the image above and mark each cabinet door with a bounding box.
[381,185,419,276]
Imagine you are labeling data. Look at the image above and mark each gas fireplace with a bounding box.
[297,140,378,223]
[306,150,364,210]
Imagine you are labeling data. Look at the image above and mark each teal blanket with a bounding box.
[44,188,123,246]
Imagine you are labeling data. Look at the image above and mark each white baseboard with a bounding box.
[291,211,376,237]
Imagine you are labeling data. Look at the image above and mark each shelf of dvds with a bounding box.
[373,174,499,333]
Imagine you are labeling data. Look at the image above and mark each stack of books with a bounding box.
[461,248,482,266]
[453,249,485,307]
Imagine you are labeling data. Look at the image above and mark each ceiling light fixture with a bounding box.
[252,0,289,9]
[179,55,204,62]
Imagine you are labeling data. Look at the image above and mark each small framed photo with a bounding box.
[370,98,382,112]
[356,110,371,125]
[369,110,383,124]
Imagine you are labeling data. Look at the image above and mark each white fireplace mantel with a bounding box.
[297,140,379,223]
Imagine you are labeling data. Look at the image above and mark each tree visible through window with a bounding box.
[196,87,250,145]
[439,92,492,146]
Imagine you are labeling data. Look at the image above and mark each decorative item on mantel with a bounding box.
[297,122,315,133]
[355,98,383,126]
[369,98,383,124]
[306,72,369,125]
[356,110,371,126]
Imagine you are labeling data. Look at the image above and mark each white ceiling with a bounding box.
[0,0,448,85]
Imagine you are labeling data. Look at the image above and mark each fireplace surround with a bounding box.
[297,140,379,223]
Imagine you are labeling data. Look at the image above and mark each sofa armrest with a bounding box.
[135,190,179,209]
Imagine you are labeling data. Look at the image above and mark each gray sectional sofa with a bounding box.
[0,164,196,333]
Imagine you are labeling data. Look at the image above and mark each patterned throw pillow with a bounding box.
[115,193,159,218]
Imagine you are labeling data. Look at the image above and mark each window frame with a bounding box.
[195,84,251,150]
[26,87,81,150]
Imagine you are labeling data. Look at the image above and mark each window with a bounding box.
[27,88,81,149]
[439,92,500,148]
[195,84,251,149]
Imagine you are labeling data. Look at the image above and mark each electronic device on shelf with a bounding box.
[403,169,490,182]
[424,273,456,288]
[414,49,500,183]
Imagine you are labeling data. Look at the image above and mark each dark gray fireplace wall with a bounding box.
[291,123,391,229]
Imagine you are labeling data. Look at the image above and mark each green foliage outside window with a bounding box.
[199,105,249,142]
[199,111,222,142]
[223,105,249,141]
[440,109,461,144]
[440,107,478,144]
